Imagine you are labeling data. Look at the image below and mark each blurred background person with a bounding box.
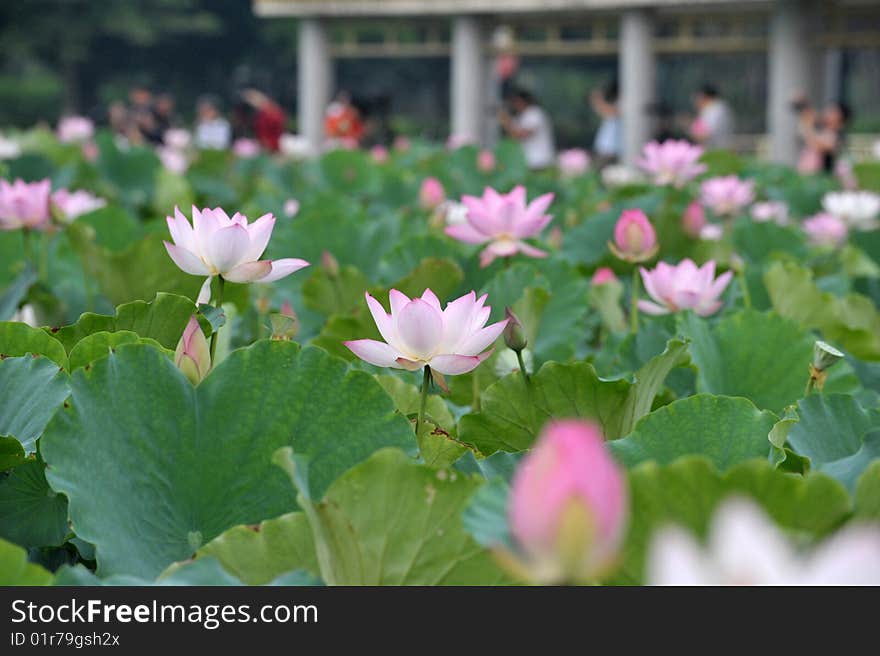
[690,83,733,149]
[589,81,621,167]
[324,90,365,146]
[240,88,286,152]
[499,88,555,170]
[128,84,162,145]
[194,95,231,150]
[796,98,851,175]
[154,92,176,137]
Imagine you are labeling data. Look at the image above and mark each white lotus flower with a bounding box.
[822,191,880,231]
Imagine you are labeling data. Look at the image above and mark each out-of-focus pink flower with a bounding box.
[232,138,260,159]
[446,185,554,267]
[682,201,706,238]
[283,198,300,218]
[164,128,192,150]
[370,145,389,163]
[280,300,296,318]
[447,134,474,150]
[57,116,94,143]
[344,288,507,376]
[639,259,732,316]
[591,267,618,286]
[690,118,709,141]
[0,178,52,231]
[557,149,590,178]
[547,225,563,250]
[509,420,628,584]
[609,209,658,263]
[750,200,789,225]
[163,206,309,292]
[648,498,880,585]
[81,141,99,162]
[637,139,706,187]
[393,135,411,152]
[699,224,724,242]
[158,146,189,174]
[803,213,848,248]
[50,188,106,223]
[477,149,496,172]
[419,177,446,209]
[835,159,858,191]
[174,316,211,385]
[700,176,754,216]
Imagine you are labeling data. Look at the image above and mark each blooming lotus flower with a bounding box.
[591,267,618,285]
[639,259,732,316]
[158,146,189,174]
[232,138,260,158]
[57,115,94,143]
[344,288,507,375]
[700,176,754,216]
[822,191,880,231]
[803,212,848,248]
[0,135,21,160]
[439,200,468,226]
[175,316,211,384]
[164,128,191,150]
[648,498,880,585]
[446,134,474,150]
[446,185,554,267]
[609,209,658,263]
[637,139,706,187]
[699,224,724,242]
[370,145,389,163]
[558,149,590,178]
[508,420,628,584]
[279,133,314,160]
[0,178,51,231]
[477,149,496,172]
[50,188,106,223]
[682,201,706,237]
[419,177,445,209]
[163,206,309,294]
[601,164,643,188]
[750,200,789,225]
[283,198,300,218]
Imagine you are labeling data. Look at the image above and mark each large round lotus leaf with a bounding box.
[41,341,414,579]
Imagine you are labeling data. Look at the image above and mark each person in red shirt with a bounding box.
[324,91,365,146]
[241,89,286,152]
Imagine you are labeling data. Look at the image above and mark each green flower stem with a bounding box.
[21,229,34,272]
[630,267,640,335]
[209,276,226,363]
[39,231,50,283]
[515,348,531,385]
[417,365,431,435]
[738,269,752,310]
[805,375,816,397]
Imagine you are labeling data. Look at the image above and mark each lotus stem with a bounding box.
[417,365,431,435]
[209,276,226,362]
[630,267,639,335]
[738,269,752,310]
[516,348,531,386]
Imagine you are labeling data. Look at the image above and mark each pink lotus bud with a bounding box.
[0,178,52,231]
[682,201,706,238]
[321,250,340,277]
[509,420,628,583]
[232,138,260,159]
[477,149,496,172]
[280,300,296,318]
[503,306,527,351]
[609,209,658,262]
[174,316,211,384]
[557,149,590,178]
[419,177,445,209]
[283,198,300,218]
[591,267,618,286]
[803,213,848,248]
[370,145,389,163]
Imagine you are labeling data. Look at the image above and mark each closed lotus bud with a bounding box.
[175,316,211,384]
[609,209,658,263]
[503,307,527,352]
[509,420,628,584]
[419,177,445,209]
[321,250,340,277]
[813,341,844,373]
[591,267,618,286]
[280,300,296,318]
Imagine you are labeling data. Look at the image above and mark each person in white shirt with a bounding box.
[690,84,733,149]
[589,81,621,166]
[194,95,231,150]
[499,89,556,169]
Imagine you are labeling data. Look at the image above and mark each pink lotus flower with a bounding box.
[419,177,445,209]
[700,176,755,216]
[50,188,106,223]
[446,134,474,150]
[175,316,211,384]
[690,117,709,141]
[682,201,706,237]
[164,128,191,150]
[81,141,99,162]
[158,146,189,174]
[344,288,507,375]
[803,213,848,248]
[648,498,880,585]
[0,178,51,231]
[283,198,300,218]
[639,259,732,316]
[699,224,724,242]
[557,149,590,178]
[750,200,789,225]
[591,267,618,285]
[446,185,554,267]
[477,149,496,172]
[393,136,411,152]
[370,145,389,163]
[57,116,94,143]
[232,138,260,158]
[163,206,309,293]
[609,209,658,263]
[637,139,706,187]
[509,420,628,584]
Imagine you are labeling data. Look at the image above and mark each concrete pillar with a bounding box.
[619,10,656,167]
[298,18,333,155]
[451,16,485,144]
[767,0,811,165]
